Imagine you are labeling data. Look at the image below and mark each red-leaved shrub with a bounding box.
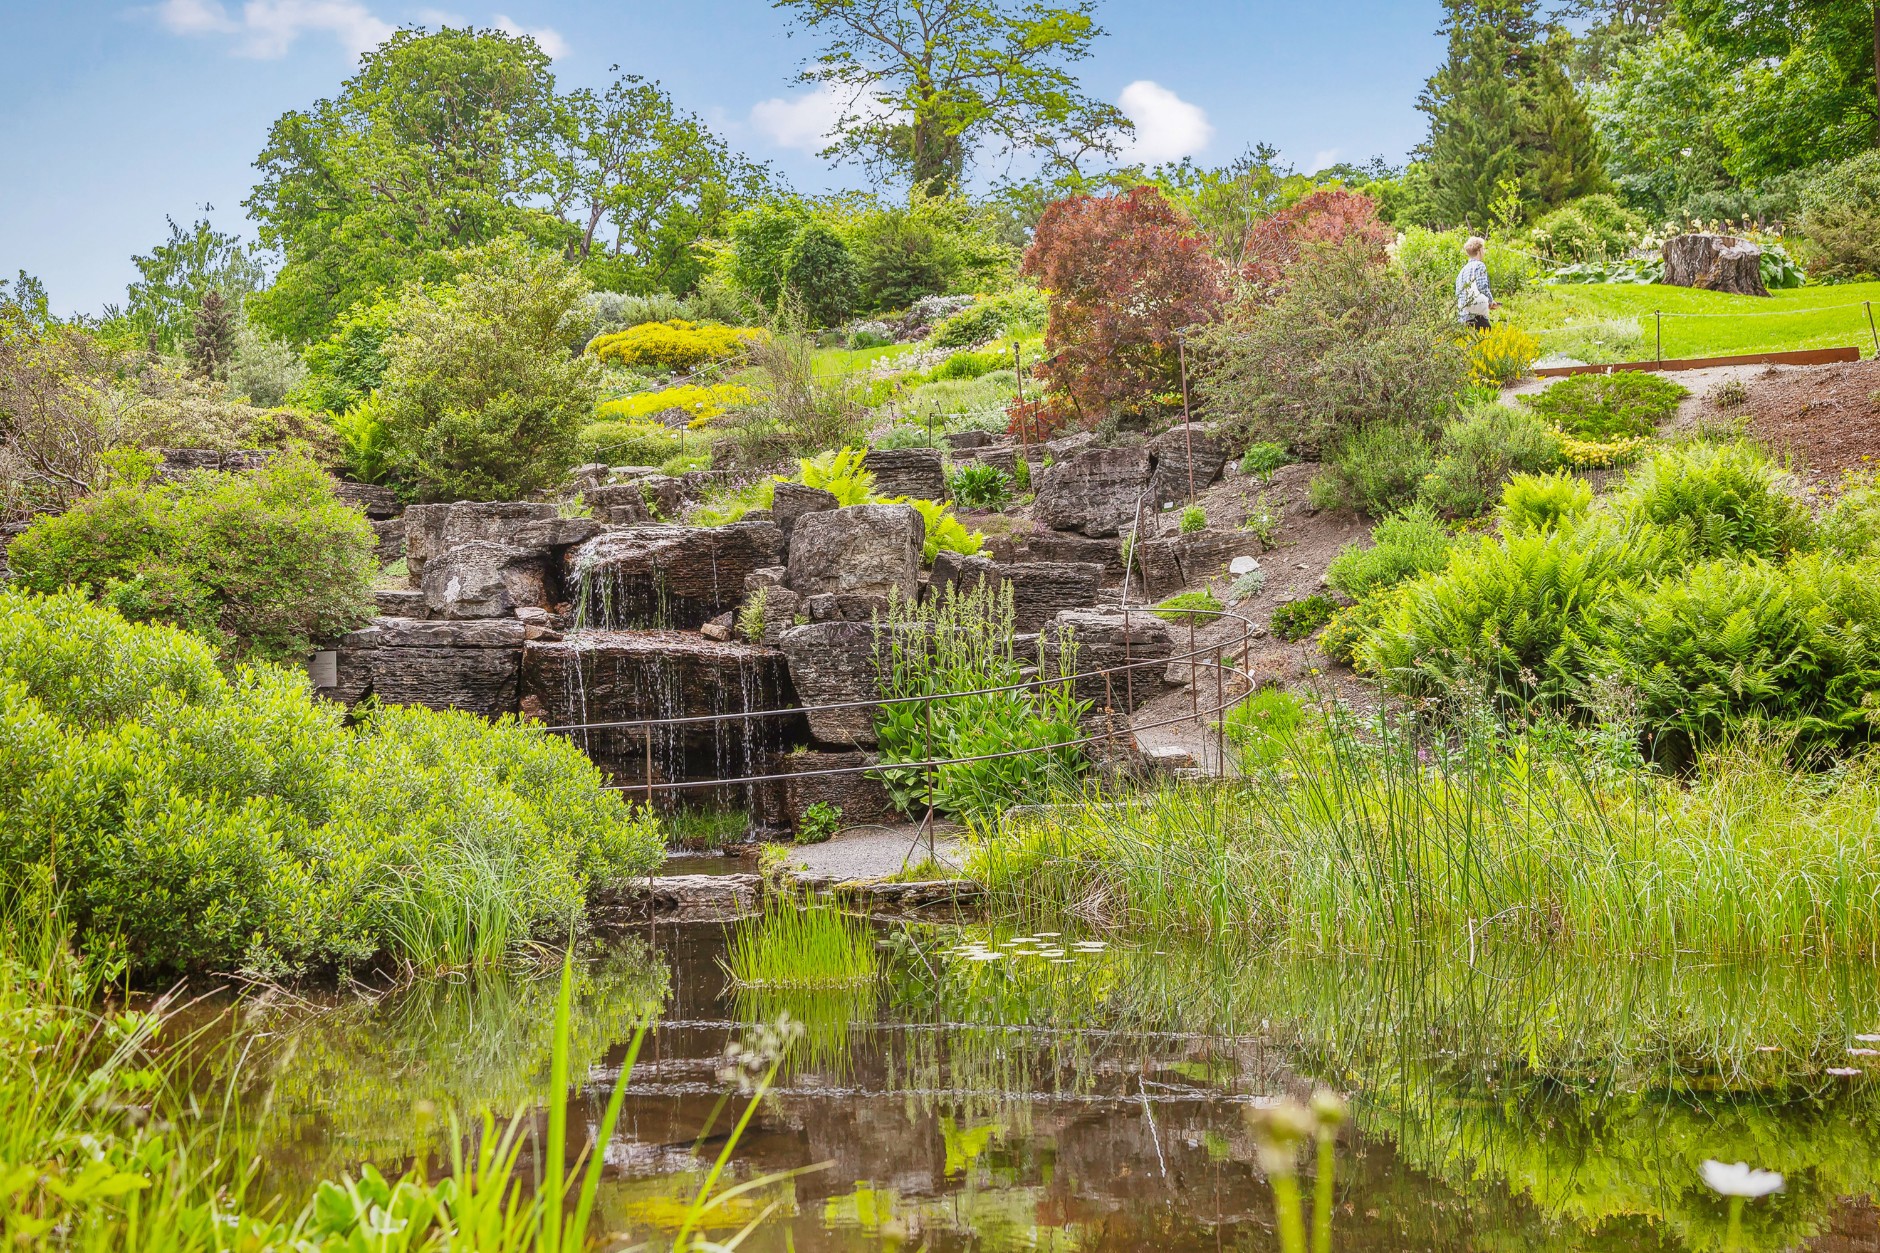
[1020,187,1226,420]
[1240,189,1394,293]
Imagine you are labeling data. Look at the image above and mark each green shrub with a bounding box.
[1520,372,1688,440]
[1600,552,1880,760]
[1200,241,1469,455]
[1271,594,1338,642]
[0,589,662,977]
[873,424,939,450]
[1319,589,1404,666]
[930,347,1007,381]
[794,446,876,505]
[577,419,685,467]
[377,241,598,502]
[1617,441,1814,560]
[948,462,1011,510]
[1153,590,1224,623]
[783,223,860,327]
[586,320,758,372]
[1395,226,1537,303]
[1820,470,1880,558]
[1224,687,1307,770]
[1325,505,1453,601]
[931,287,1047,348]
[1239,442,1293,479]
[1309,423,1436,517]
[1527,194,1645,263]
[292,294,397,415]
[1799,151,1880,282]
[1417,402,1563,519]
[1500,470,1594,533]
[872,583,1088,820]
[6,452,376,664]
[1179,505,1208,534]
[796,801,843,846]
[1361,513,1682,707]
[886,497,986,563]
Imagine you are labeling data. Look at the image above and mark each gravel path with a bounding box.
[780,821,967,881]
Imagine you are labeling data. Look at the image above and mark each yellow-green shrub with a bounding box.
[1467,323,1539,388]
[595,383,754,428]
[587,320,762,372]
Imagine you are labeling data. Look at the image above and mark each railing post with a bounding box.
[923,693,937,864]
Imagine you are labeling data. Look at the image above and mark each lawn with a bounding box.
[1510,280,1880,363]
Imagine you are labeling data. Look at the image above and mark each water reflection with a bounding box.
[226,921,1880,1251]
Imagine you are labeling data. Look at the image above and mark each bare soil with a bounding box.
[1738,357,1880,488]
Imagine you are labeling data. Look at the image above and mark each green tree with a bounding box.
[836,191,1009,309]
[186,290,238,381]
[245,28,564,344]
[548,70,774,295]
[1591,28,1738,217]
[1525,30,1613,204]
[1421,5,1532,226]
[376,240,597,502]
[772,0,1130,194]
[782,222,861,326]
[729,203,811,307]
[117,217,266,353]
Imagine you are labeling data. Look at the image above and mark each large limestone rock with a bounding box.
[779,749,903,830]
[404,502,558,579]
[786,504,924,600]
[1022,531,1126,581]
[1663,233,1768,297]
[332,481,402,519]
[518,632,802,796]
[510,517,604,550]
[421,542,550,619]
[999,561,1103,632]
[324,616,527,716]
[865,448,946,501]
[1134,530,1256,599]
[928,550,999,599]
[1147,424,1228,506]
[1040,610,1175,712]
[771,482,838,556]
[566,523,784,629]
[778,620,893,746]
[1033,447,1150,537]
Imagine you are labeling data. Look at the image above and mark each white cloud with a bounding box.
[493,13,568,59]
[1308,148,1341,173]
[153,0,394,58]
[750,81,902,152]
[1116,80,1213,164]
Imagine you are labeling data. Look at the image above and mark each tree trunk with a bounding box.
[1873,2,1879,147]
[1662,233,1769,297]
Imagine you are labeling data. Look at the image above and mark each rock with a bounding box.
[1135,531,1254,598]
[584,483,653,515]
[807,592,891,622]
[510,517,604,550]
[1022,531,1126,581]
[945,430,995,452]
[829,879,984,912]
[514,606,558,641]
[373,588,426,617]
[745,566,788,591]
[701,613,734,642]
[1663,233,1768,297]
[370,518,405,565]
[1147,424,1227,505]
[778,620,895,746]
[864,448,946,501]
[998,561,1102,632]
[421,542,550,619]
[786,504,924,601]
[157,448,270,479]
[740,584,802,645]
[1144,745,1196,772]
[680,470,730,498]
[1040,609,1175,712]
[929,550,999,598]
[567,522,784,629]
[1045,432,1095,460]
[771,482,839,555]
[404,502,559,579]
[1134,537,1186,599]
[636,475,685,519]
[779,749,902,829]
[589,875,762,924]
[712,433,792,471]
[332,481,402,519]
[520,632,802,795]
[1229,555,1260,576]
[1033,447,1151,538]
[371,646,522,716]
[601,503,651,525]
[372,616,528,648]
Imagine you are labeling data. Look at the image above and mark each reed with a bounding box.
[722,905,880,989]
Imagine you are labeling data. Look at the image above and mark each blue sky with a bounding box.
[3,1,1444,318]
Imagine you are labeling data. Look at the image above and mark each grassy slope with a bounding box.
[1511,280,1880,361]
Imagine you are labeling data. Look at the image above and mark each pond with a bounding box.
[217,919,1880,1251]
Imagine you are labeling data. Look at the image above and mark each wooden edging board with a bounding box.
[1534,346,1863,377]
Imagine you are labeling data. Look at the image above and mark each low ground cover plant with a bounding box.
[1325,505,1453,601]
[1153,589,1223,623]
[948,462,1011,509]
[0,590,662,977]
[594,382,753,427]
[1272,594,1338,642]
[7,452,377,664]
[587,319,760,372]
[1519,371,1688,440]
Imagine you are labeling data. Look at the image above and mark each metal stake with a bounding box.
[1866,302,1878,357]
[1655,311,1663,363]
[1178,331,1196,505]
[923,693,937,864]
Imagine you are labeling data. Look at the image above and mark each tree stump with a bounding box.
[1662,233,1768,297]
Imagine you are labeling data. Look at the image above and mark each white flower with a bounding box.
[1701,1160,1784,1198]
[1827,1067,1863,1077]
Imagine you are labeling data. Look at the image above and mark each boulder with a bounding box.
[370,616,528,648]
[928,550,999,599]
[510,517,604,550]
[370,518,405,565]
[369,647,521,716]
[373,588,426,617]
[1022,531,1126,581]
[1040,610,1175,712]
[584,483,653,515]
[157,448,270,479]
[1134,531,1253,598]
[998,561,1103,632]
[779,749,903,830]
[806,592,891,622]
[786,504,924,600]
[589,875,761,924]
[865,448,946,501]
[404,502,558,579]
[1033,447,1151,537]
[1663,233,1767,297]
[421,542,550,619]
[771,482,839,554]
[1147,424,1228,505]
[566,522,784,629]
[945,430,996,452]
[740,584,803,645]
[778,619,893,746]
[332,481,403,519]
[519,632,802,795]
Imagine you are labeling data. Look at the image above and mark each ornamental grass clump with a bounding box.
[722,906,878,989]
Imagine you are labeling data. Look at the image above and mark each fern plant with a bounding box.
[795,446,877,505]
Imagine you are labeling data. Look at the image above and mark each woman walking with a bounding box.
[1456,236,1497,329]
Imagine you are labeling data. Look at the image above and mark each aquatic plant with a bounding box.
[722,906,879,989]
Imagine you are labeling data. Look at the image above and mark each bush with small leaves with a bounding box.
[1180,505,1207,534]
[1309,423,1436,517]
[796,801,843,845]
[948,462,1012,510]
[1324,504,1453,601]
[1520,371,1688,441]
[1417,402,1563,520]
[1271,594,1338,642]
[1239,442,1293,479]
[1153,590,1224,623]
[1499,470,1594,533]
